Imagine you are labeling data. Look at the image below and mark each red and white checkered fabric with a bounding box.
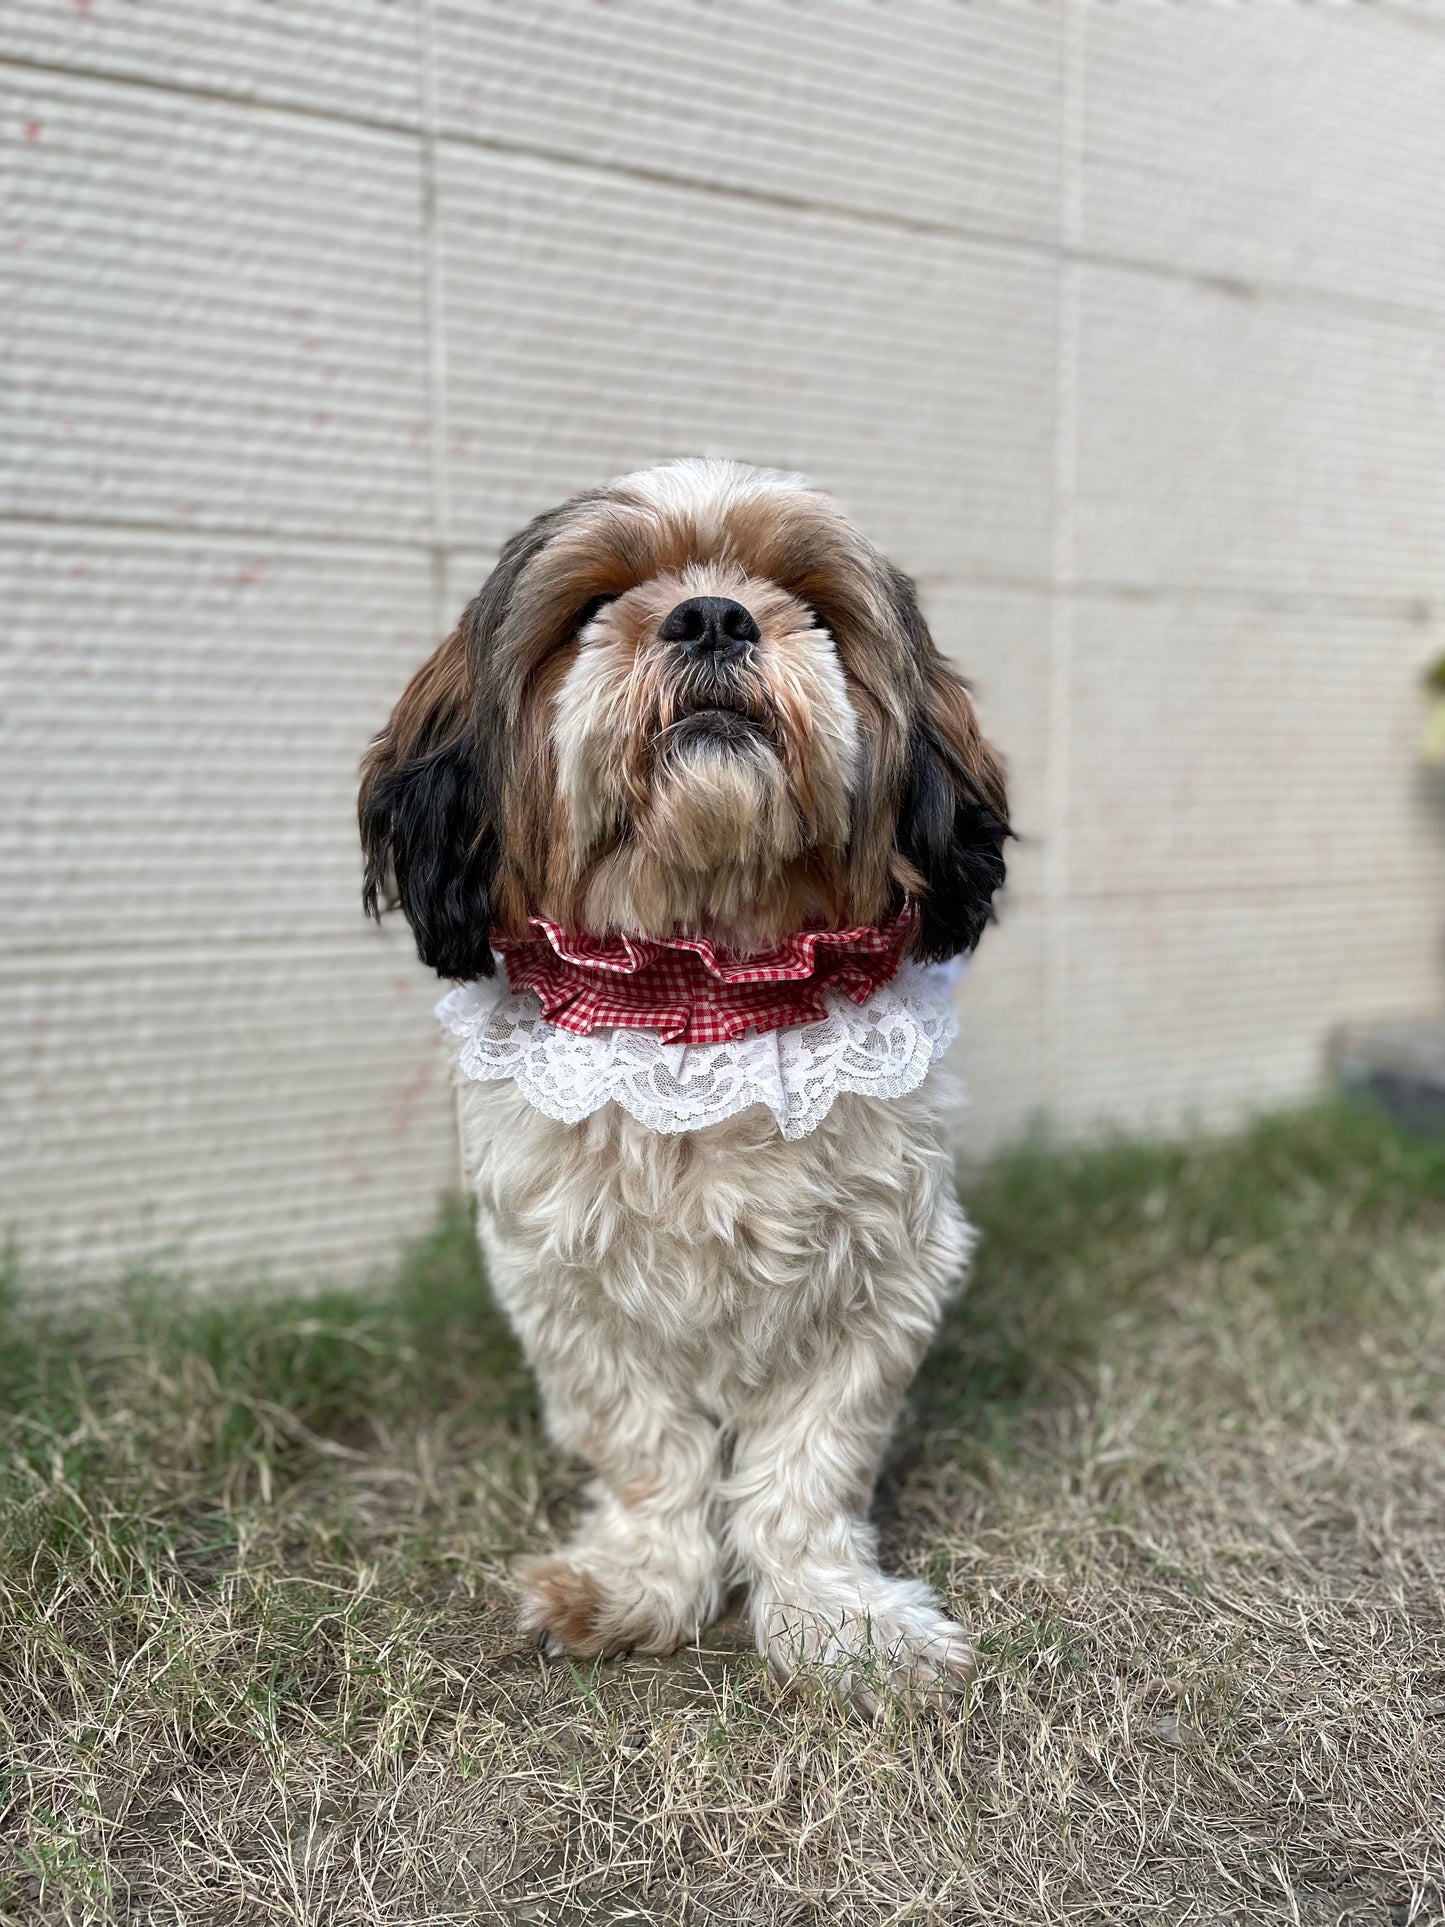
[493,907,916,1045]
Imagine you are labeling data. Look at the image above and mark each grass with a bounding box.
[2,1100,1444,1925]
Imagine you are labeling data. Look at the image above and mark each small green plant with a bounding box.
[1423,650,1445,764]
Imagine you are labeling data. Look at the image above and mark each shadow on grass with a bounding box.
[0,1200,537,1593]
[0,1198,531,1440]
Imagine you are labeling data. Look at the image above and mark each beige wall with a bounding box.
[3,2,1443,1283]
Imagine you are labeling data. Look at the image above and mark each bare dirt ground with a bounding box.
[3,1101,1443,1925]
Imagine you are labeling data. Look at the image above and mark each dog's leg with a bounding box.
[516,1357,723,1661]
[727,1336,973,1711]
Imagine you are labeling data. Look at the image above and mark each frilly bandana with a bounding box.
[492,908,916,1046]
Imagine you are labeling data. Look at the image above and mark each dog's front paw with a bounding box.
[757,1575,974,1714]
[517,1551,712,1661]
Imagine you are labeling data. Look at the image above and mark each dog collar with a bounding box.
[441,955,963,1133]
[437,950,961,1141]
[490,908,916,1047]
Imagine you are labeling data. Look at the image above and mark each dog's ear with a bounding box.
[359,623,499,980]
[887,567,1010,962]
[360,498,587,978]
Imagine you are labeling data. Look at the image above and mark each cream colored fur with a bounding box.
[459,1072,977,1706]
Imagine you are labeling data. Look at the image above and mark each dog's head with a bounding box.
[360,460,1008,977]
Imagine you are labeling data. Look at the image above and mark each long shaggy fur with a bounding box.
[360,460,1009,1702]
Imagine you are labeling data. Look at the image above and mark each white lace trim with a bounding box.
[437,959,962,1140]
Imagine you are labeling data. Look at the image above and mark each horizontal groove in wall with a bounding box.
[3,520,1438,625]
[5,52,1442,335]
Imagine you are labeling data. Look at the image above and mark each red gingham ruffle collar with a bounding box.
[492,907,915,1046]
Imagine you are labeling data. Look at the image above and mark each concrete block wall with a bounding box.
[3,1,1442,1283]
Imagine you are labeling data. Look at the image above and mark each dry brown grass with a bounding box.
[2,1101,1444,1925]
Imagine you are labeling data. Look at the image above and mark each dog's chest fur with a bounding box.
[458,1081,971,1415]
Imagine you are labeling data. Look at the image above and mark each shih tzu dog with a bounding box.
[360,459,1007,1705]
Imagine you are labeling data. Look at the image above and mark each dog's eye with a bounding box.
[575,594,615,634]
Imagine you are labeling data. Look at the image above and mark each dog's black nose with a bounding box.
[658,595,760,663]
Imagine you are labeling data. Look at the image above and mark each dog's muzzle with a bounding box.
[656,597,768,751]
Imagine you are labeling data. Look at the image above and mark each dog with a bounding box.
[359,459,1008,1704]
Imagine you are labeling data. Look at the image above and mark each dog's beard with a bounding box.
[550,624,859,944]
[628,729,801,929]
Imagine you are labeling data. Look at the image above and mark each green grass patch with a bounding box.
[918,1098,1445,1437]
